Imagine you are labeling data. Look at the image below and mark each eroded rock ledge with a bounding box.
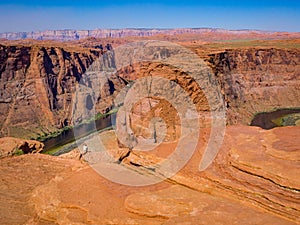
[0,137,44,158]
[120,126,300,223]
[0,125,298,224]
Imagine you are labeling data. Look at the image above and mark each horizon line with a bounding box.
[1,27,299,34]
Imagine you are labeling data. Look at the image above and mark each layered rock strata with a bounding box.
[0,44,125,138]
[0,125,298,224]
[207,48,300,124]
[0,43,299,140]
[1,28,300,41]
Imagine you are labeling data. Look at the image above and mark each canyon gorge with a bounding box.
[0,31,299,224]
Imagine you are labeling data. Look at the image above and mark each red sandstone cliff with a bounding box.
[207,48,300,124]
[0,41,299,139]
[116,47,300,131]
[0,44,125,138]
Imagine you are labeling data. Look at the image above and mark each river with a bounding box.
[250,108,300,129]
[42,113,116,153]
[41,108,300,154]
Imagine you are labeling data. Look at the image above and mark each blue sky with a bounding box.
[0,0,299,33]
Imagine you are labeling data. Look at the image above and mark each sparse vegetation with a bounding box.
[35,109,117,142]
[250,107,300,129]
[35,109,118,155]
[272,113,300,127]
[13,148,24,156]
[80,108,118,125]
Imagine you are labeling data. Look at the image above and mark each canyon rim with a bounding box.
[0,24,299,225]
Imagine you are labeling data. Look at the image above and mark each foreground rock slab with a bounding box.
[0,125,299,224]
[126,185,295,225]
[124,125,300,224]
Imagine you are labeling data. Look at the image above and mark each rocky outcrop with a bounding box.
[122,125,300,223]
[0,44,125,138]
[207,48,300,124]
[0,137,44,158]
[59,148,82,160]
[1,28,300,41]
[125,185,295,224]
[0,125,297,224]
[116,62,210,143]
[17,139,44,154]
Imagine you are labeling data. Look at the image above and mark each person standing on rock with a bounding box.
[79,143,88,160]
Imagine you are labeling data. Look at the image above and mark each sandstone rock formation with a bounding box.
[119,125,300,224]
[1,40,299,142]
[59,148,82,160]
[0,125,298,224]
[113,46,299,152]
[207,48,300,124]
[0,44,125,139]
[17,139,44,154]
[0,32,299,225]
[0,137,44,158]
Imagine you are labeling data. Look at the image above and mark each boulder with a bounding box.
[0,137,44,158]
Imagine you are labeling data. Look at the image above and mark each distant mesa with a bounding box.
[0,28,300,41]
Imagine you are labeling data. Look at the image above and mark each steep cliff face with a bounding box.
[1,43,299,139]
[115,47,300,143]
[207,48,300,124]
[116,62,211,142]
[0,44,125,138]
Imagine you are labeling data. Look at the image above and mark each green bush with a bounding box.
[13,148,24,156]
